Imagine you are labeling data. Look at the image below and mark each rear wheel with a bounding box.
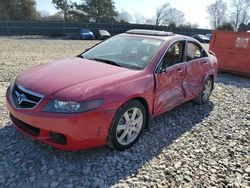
[107,100,146,150]
[194,77,213,104]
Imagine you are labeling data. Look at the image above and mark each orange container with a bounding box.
[209,31,250,76]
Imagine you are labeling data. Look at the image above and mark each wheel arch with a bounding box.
[114,96,151,130]
[204,73,215,91]
[106,96,151,150]
[208,74,215,90]
[132,97,151,129]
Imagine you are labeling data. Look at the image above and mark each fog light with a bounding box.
[49,132,67,145]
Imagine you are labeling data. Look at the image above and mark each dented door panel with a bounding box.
[154,63,186,115]
[185,59,204,99]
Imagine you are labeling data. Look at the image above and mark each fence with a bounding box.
[0,20,212,37]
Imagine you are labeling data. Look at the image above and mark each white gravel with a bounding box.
[0,38,249,187]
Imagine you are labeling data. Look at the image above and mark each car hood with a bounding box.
[16,57,138,100]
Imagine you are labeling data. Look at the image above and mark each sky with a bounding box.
[36,0,223,29]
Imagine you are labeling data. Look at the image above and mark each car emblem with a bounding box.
[15,91,27,105]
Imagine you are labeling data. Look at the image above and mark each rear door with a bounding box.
[154,41,187,115]
[184,41,210,100]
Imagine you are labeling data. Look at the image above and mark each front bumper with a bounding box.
[6,87,116,151]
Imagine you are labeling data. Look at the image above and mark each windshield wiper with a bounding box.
[126,64,142,70]
[89,58,123,67]
[76,54,85,58]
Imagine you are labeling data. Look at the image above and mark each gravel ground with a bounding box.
[0,38,249,188]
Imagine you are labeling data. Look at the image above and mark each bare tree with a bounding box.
[230,0,250,30]
[116,10,133,23]
[52,0,72,21]
[167,8,185,26]
[145,17,156,25]
[39,10,50,18]
[207,0,227,29]
[155,3,170,26]
[241,2,250,23]
[134,12,146,24]
[154,2,185,26]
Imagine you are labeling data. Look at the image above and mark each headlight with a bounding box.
[42,99,103,113]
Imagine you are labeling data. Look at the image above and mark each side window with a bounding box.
[158,41,185,71]
[187,42,207,61]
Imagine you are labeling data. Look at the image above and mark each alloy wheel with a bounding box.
[116,107,143,146]
[203,79,212,102]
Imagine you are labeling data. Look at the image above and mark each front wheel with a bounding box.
[194,77,213,104]
[107,100,146,150]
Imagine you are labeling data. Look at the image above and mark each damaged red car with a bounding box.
[6,30,218,151]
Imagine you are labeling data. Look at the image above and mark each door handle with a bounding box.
[177,68,185,73]
[202,61,208,64]
[176,69,185,78]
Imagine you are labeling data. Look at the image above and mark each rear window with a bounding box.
[187,42,207,61]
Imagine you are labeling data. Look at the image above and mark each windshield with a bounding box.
[82,35,163,70]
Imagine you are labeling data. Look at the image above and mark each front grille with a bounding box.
[12,84,43,109]
[10,114,40,137]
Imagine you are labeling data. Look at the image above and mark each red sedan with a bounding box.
[6,30,218,151]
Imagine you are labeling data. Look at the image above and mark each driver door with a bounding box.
[154,41,187,115]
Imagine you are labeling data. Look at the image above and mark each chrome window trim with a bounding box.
[11,84,44,110]
[154,39,209,73]
[154,39,187,73]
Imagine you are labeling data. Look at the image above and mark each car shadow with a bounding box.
[0,100,214,187]
[217,72,250,88]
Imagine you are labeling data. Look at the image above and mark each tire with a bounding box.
[107,100,146,150]
[194,77,213,104]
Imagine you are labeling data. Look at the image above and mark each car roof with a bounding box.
[121,29,192,42]
[126,29,174,36]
